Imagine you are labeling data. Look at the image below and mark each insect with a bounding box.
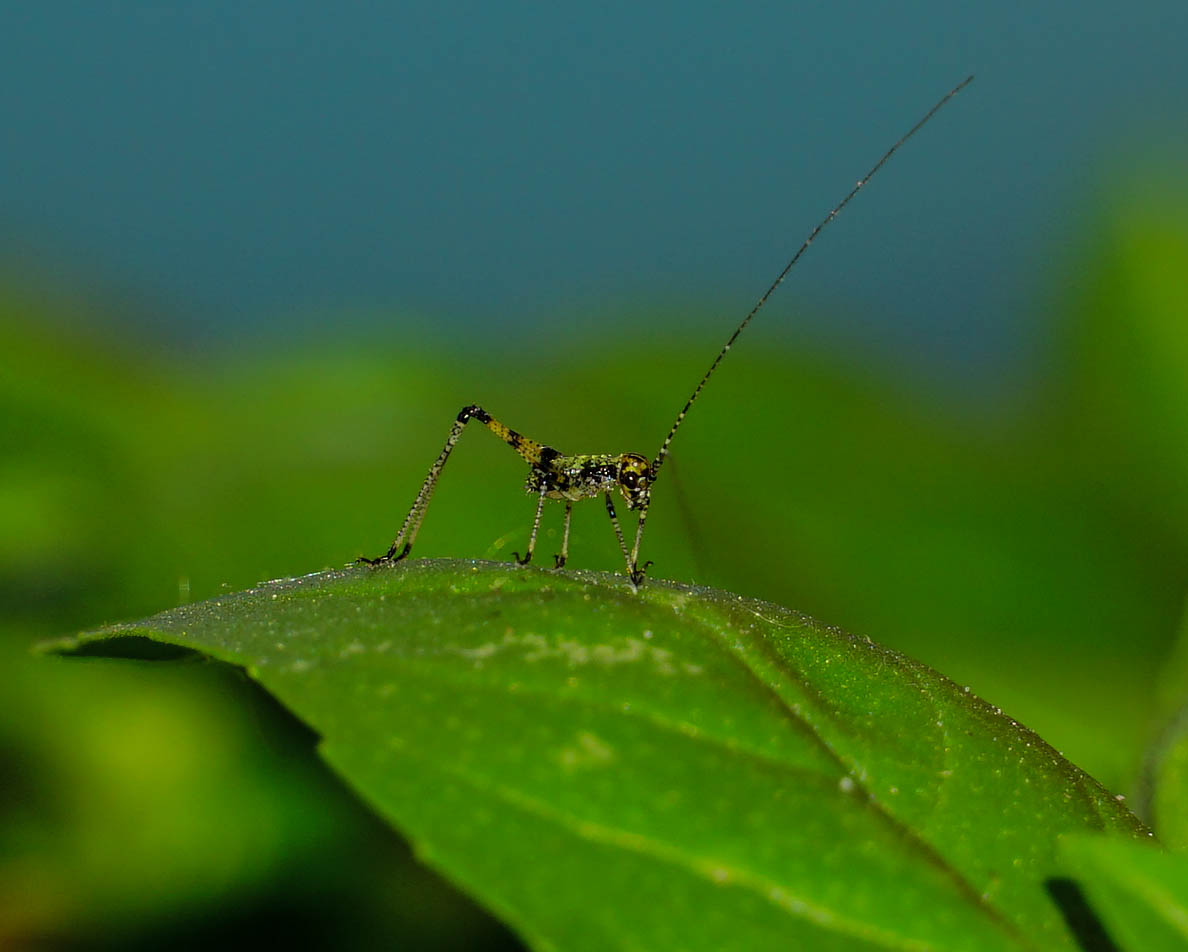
[362,76,973,585]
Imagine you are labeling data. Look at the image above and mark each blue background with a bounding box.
[3,2,1185,387]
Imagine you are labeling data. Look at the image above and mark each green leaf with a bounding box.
[1150,724,1188,852]
[1060,183,1188,539]
[1059,835,1188,951]
[47,559,1147,951]
[1139,701,1188,852]
[1137,599,1188,851]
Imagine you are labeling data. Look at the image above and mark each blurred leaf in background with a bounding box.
[2,174,1187,946]
[1137,560,1188,851]
[1058,835,1188,950]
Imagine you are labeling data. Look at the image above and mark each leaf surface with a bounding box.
[49,559,1148,951]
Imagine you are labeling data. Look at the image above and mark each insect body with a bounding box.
[360,404,654,579]
[363,76,973,585]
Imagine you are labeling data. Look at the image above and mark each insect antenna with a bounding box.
[649,75,973,479]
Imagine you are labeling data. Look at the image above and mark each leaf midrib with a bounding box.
[306,629,1025,948]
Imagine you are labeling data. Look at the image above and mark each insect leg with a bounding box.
[361,405,491,564]
[604,492,634,573]
[627,505,653,586]
[554,500,573,568]
[514,484,548,565]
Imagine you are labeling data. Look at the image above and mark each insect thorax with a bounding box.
[526,452,652,508]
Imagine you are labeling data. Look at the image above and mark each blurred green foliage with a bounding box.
[2,179,1187,947]
[1058,835,1188,950]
